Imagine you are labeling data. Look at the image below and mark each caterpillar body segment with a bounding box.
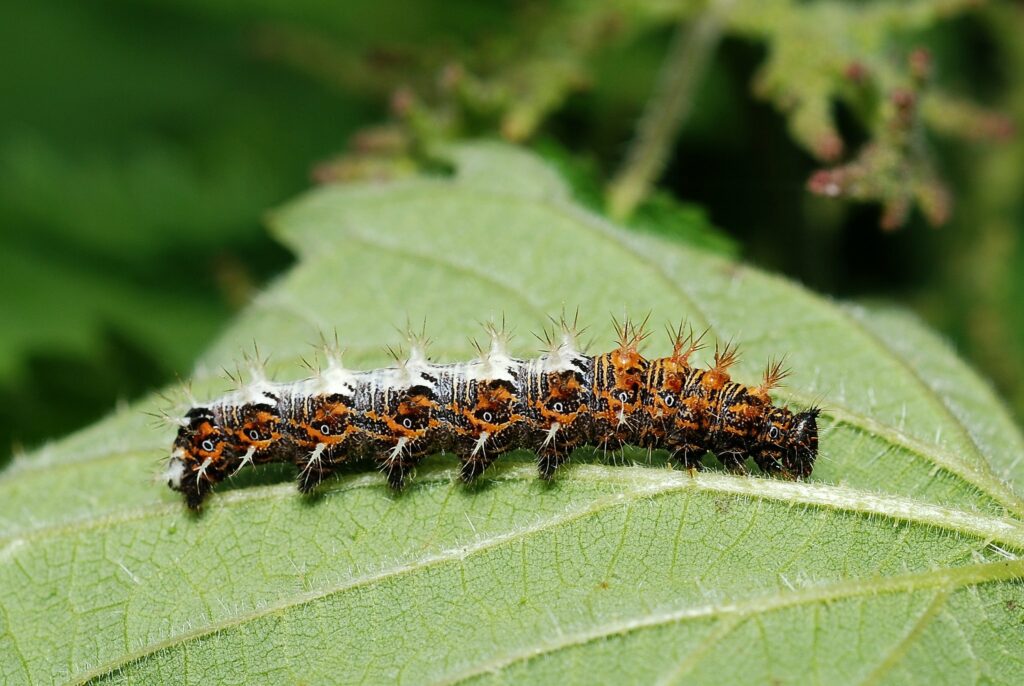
[167,319,820,508]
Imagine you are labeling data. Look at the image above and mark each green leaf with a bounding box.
[2,142,1023,685]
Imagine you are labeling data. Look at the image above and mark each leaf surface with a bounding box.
[2,143,1023,685]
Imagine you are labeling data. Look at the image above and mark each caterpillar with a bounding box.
[165,318,820,509]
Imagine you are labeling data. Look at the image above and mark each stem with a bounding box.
[606,5,727,221]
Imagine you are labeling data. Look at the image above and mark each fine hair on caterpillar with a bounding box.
[165,317,821,509]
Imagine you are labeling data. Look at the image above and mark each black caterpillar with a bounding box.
[166,319,819,508]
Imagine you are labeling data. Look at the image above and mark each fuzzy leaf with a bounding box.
[2,143,1023,685]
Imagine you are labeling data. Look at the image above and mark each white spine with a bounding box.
[542,331,586,373]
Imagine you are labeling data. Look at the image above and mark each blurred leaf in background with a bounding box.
[0,0,483,456]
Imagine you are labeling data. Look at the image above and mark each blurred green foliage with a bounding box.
[1,0,1022,460]
[0,0,377,453]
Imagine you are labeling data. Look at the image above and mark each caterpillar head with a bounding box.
[167,407,239,507]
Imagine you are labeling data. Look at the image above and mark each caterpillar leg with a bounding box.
[668,446,705,471]
[184,479,214,510]
[296,462,338,494]
[753,449,785,478]
[175,465,219,510]
[456,430,500,483]
[717,450,748,473]
[537,447,571,480]
[381,458,413,490]
[377,441,425,490]
[294,444,328,494]
[460,452,499,483]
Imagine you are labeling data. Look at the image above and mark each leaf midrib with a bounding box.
[6,464,1024,551]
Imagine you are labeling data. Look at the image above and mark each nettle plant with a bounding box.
[284,0,1011,228]
[2,145,1023,684]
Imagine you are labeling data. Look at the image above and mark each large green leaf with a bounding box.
[2,143,1023,685]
